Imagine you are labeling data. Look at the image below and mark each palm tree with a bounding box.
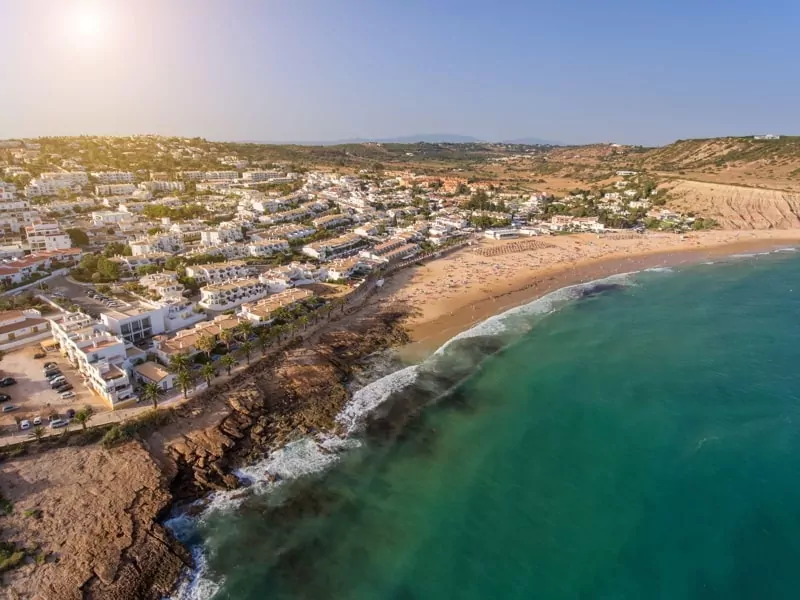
[142,382,163,409]
[176,370,193,398]
[297,315,310,331]
[29,425,46,443]
[271,324,285,343]
[196,334,217,361]
[168,352,190,373]
[241,340,253,365]
[220,354,236,376]
[200,363,215,387]
[219,329,235,353]
[237,321,253,342]
[74,405,94,430]
[257,329,270,356]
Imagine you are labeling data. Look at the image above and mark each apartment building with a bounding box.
[242,170,281,182]
[247,238,289,257]
[140,271,185,300]
[25,222,72,252]
[91,210,132,226]
[258,262,320,292]
[200,222,243,246]
[203,171,239,181]
[151,314,248,362]
[179,171,204,181]
[50,312,137,409]
[199,278,268,311]
[95,184,137,196]
[302,233,362,261]
[185,260,253,283]
[139,180,185,193]
[312,214,351,230]
[0,309,49,345]
[100,298,203,343]
[259,223,316,241]
[261,206,314,225]
[129,232,184,256]
[0,185,40,235]
[92,171,135,184]
[238,288,314,323]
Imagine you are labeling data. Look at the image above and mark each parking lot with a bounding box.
[0,347,108,434]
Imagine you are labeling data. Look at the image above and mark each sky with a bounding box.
[1,0,798,146]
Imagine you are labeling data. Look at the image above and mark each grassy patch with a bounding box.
[0,542,26,572]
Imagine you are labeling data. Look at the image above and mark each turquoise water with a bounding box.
[177,251,800,600]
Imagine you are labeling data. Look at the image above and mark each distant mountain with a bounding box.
[250,134,484,145]
[501,136,562,146]
[246,134,564,146]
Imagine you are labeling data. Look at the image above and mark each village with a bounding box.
[0,136,706,439]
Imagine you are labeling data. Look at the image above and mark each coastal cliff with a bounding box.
[0,306,407,599]
[167,308,408,503]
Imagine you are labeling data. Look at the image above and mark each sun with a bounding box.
[69,4,109,48]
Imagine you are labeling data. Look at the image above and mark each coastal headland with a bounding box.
[2,229,800,598]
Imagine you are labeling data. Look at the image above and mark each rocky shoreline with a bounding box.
[0,304,409,599]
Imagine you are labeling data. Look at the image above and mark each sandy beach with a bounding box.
[377,229,800,358]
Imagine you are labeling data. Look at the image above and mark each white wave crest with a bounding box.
[166,542,222,600]
[434,271,636,355]
[774,247,799,253]
[644,266,674,273]
[337,365,420,434]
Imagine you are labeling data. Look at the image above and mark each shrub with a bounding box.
[101,425,131,448]
[0,543,25,572]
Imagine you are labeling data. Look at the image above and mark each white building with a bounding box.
[302,233,363,261]
[100,299,204,343]
[199,278,269,311]
[140,271,185,300]
[139,181,185,193]
[242,171,282,182]
[247,238,290,257]
[91,211,132,226]
[95,184,137,197]
[0,309,49,345]
[129,232,184,256]
[25,222,72,252]
[312,214,351,230]
[203,171,239,181]
[185,260,253,284]
[50,312,137,409]
[200,222,243,246]
[133,361,176,391]
[92,171,135,184]
[238,288,314,323]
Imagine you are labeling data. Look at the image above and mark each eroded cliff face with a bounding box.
[168,310,408,502]
[0,309,407,600]
[0,442,190,600]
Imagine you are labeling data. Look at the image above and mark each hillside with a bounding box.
[626,136,800,193]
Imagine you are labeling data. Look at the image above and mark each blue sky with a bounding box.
[1,0,798,145]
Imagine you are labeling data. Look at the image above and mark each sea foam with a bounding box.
[164,269,641,600]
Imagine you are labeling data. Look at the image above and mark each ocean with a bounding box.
[168,248,800,600]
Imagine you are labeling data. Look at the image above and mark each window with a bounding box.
[121,323,131,334]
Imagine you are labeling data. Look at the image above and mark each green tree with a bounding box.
[257,329,270,355]
[241,340,253,365]
[219,329,235,353]
[196,334,217,361]
[168,353,190,373]
[200,363,215,387]
[176,370,193,398]
[29,425,46,442]
[220,354,236,376]
[103,242,131,257]
[66,228,89,247]
[237,321,253,342]
[142,382,163,409]
[73,405,94,430]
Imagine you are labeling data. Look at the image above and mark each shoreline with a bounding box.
[379,231,800,358]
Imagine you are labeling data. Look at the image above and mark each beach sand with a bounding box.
[376,230,800,358]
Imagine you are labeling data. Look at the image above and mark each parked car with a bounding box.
[0,394,10,402]
[66,408,76,419]
[0,377,17,386]
[50,379,67,389]
[32,415,42,425]
[55,384,73,393]
[44,362,57,369]
[50,419,68,429]
[60,391,75,399]
[2,405,18,413]
[19,419,30,430]
[33,351,46,359]
[46,370,62,378]
[86,290,95,296]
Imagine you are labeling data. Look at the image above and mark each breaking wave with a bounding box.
[164,269,647,600]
